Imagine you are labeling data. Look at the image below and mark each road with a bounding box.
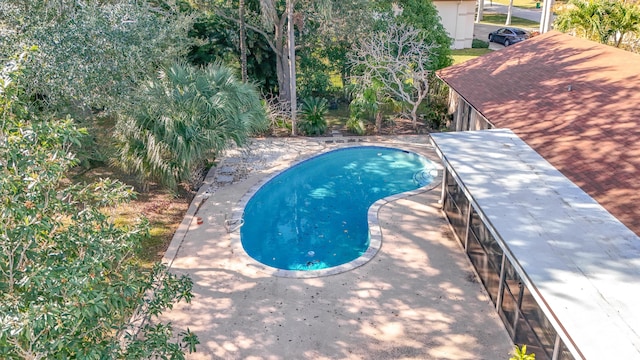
[482,3,542,22]
[474,4,541,49]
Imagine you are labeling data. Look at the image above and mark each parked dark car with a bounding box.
[488,27,531,46]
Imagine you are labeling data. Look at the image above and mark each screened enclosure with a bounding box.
[432,129,640,360]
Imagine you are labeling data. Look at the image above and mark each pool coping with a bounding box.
[227,143,443,278]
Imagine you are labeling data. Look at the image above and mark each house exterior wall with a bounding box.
[447,89,493,131]
[433,0,476,49]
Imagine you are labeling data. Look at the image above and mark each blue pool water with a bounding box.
[240,146,436,271]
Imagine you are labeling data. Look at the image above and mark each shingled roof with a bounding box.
[437,30,640,237]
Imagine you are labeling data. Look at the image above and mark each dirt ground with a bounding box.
[70,166,191,264]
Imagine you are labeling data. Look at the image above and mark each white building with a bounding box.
[433,0,476,49]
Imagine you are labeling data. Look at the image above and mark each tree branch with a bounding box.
[214,11,283,56]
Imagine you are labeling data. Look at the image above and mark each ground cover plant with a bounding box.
[298,97,329,136]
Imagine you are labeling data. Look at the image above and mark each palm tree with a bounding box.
[555,0,640,46]
[610,1,640,47]
[113,61,267,190]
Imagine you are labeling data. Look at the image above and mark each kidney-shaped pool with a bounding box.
[240,146,437,275]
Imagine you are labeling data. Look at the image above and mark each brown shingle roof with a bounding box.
[437,30,640,236]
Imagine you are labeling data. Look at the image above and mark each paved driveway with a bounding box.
[474,23,507,50]
[474,4,541,51]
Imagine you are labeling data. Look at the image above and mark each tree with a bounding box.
[212,0,334,135]
[555,0,640,47]
[0,0,193,115]
[0,55,197,359]
[296,0,376,96]
[239,0,249,83]
[377,0,453,69]
[349,23,437,127]
[349,83,399,134]
[213,1,295,100]
[186,12,279,94]
[113,61,267,191]
[286,0,298,135]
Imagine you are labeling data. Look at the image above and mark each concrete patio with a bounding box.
[159,136,513,360]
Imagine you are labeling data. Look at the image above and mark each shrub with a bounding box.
[0,53,198,359]
[298,97,329,136]
[472,38,490,48]
[346,117,367,135]
[113,61,267,190]
[510,345,536,360]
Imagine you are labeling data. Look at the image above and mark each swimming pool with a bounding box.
[240,146,437,274]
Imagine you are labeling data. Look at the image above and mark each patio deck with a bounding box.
[159,136,513,360]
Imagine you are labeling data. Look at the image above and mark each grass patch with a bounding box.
[480,13,540,27]
[488,0,541,9]
[451,48,493,64]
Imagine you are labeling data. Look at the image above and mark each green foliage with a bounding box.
[423,74,451,129]
[554,0,640,47]
[113,61,267,190]
[187,11,279,94]
[346,117,367,135]
[349,87,380,122]
[0,0,193,169]
[297,0,376,98]
[0,0,193,114]
[472,39,490,48]
[0,55,196,359]
[298,97,329,136]
[510,345,536,360]
[297,52,334,99]
[376,0,453,69]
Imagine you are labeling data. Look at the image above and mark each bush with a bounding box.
[346,117,367,135]
[510,345,536,360]
[298,97,329,136]
[472,39,490,48]
[113,61,267,190]
[298,69,333,99]
[0,53,198,359]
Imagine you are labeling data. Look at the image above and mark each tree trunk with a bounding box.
[476,0,485,22]
[410,105,419,128]
[239,0,248,82]
[506,0,514,25]
[287,0,297,136]
[275,45,290,104]
[274,16,290,104]
[375,111,383,134]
